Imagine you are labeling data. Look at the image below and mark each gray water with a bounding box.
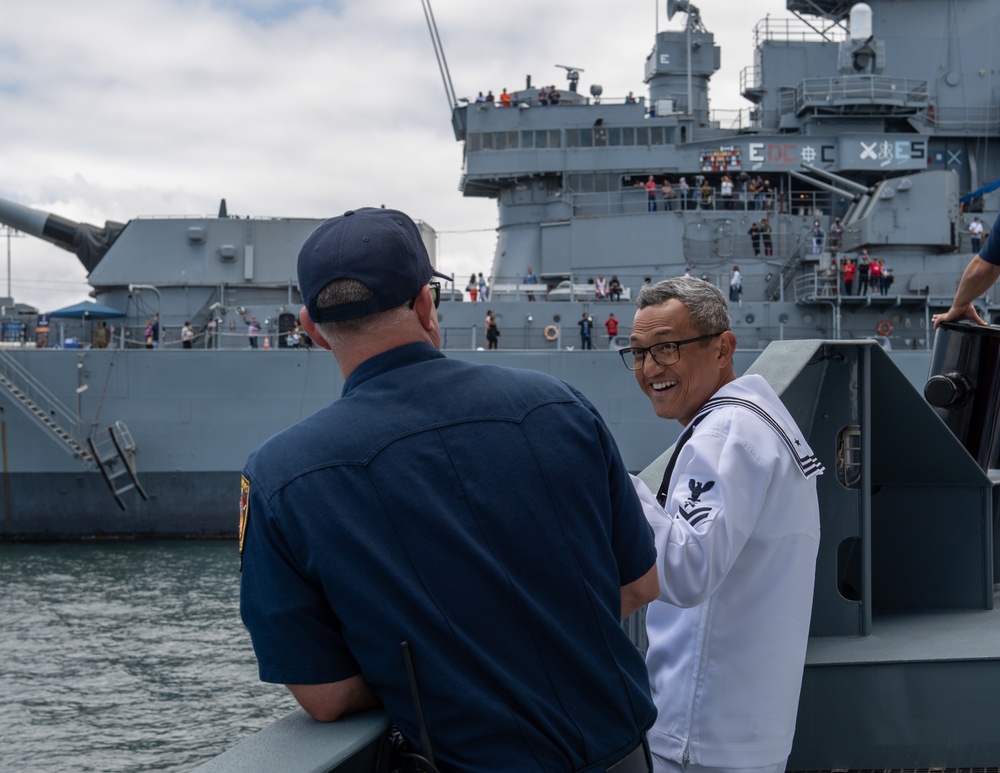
[0,541,298,772]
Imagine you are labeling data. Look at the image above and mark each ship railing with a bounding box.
[489,277,633,303]
[0,349,81,432]
[438,323,630,352]
[765,233,809,301]
[740,65,763,104]
[785,76,929,116]
[487,283,550,301]
[109,324,257,350]
[0,348,93,463]
[710,108,755,132]
[196,610,652,772]
[922,105,1000,133]
[792,270,841,303]
[567,186,836,218]
[752,15,847,47]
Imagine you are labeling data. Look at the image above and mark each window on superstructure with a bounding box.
[566,129,580,147]
[569,173,615,193]
[536,130,549,149]
[493,132,518,150]
[608,128,621,146]
[594,173,613,192]
[547,130,561,148]
[650,127,664,145]
[468,133,482,152]
[636,126,649,145]
[622,127,635,145]
[594,128,607,147]
[481,132,494,150]
[520,130,534,149]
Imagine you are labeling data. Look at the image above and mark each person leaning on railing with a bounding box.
[934,209,1000,328]
[239,207,658,773]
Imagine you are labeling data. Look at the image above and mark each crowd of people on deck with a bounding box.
[473,86,645,107]
[475,85,562,107]
[636,172,778,212]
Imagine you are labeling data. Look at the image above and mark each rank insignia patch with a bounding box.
[239,474,250,570]
[681,477,717,526]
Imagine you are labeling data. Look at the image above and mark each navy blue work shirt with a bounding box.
[240,342,656,772]
[977,210,1000,265]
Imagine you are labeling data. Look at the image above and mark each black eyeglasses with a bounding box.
[619,332,723,370]
[408,282,442,310]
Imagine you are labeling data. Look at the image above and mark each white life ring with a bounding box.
[543,325,559,342]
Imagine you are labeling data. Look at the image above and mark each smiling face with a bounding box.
[630,299,736,425]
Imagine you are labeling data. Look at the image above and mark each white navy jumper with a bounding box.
[633,375,822,770]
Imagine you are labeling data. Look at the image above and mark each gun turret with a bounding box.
[0,197,125,273]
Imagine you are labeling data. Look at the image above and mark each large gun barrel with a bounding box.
[799,162,871,197]
[0,197,125,273]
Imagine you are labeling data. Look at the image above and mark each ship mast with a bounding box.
[666,0,704,118]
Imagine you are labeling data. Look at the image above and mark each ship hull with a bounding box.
[0,345,934,539]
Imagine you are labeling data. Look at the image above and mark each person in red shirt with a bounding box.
[842,258,856,296]
[605,312,619,341]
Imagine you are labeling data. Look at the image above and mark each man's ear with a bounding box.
[299,307,332,351]
[412,285,437,332]
[717,330,737,366]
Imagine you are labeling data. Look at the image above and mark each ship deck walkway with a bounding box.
[793,599,1000,769]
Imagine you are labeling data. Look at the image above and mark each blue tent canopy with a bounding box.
[47,300,126,319]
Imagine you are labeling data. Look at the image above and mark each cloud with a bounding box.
[0,0,787,311]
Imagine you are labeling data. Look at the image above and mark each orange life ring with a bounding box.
[876,320,893,337]
[543,325,559,342]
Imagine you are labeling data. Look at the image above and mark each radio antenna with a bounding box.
[401,640,438,771]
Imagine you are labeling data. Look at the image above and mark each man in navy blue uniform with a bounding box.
[239,207,658,772]
[934,209,1000,328]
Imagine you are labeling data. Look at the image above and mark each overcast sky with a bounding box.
[0,0,790,312]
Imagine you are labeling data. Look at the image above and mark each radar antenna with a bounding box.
[420,0,458,112]
[554,64,584,93]
[666,0,705,33]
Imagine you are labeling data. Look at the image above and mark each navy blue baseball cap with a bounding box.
[298,208,450,323]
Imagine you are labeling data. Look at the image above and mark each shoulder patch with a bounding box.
[239,474,250,570]
[687,478,715,503]
[681,477,718,525]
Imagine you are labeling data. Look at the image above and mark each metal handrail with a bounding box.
[0,349,80,432]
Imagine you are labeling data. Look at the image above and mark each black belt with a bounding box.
[605,736,651,773]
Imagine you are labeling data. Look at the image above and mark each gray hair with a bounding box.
[314,279,410,341]
[634,277,731,334]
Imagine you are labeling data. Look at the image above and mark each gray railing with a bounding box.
[922,105,1000,132]
[0,349,81,436]
[784,76,929,115]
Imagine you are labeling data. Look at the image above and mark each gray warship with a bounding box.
[0,0,982,538]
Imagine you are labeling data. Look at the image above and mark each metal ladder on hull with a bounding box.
[88,421,149,510]
[0,350,147,509]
